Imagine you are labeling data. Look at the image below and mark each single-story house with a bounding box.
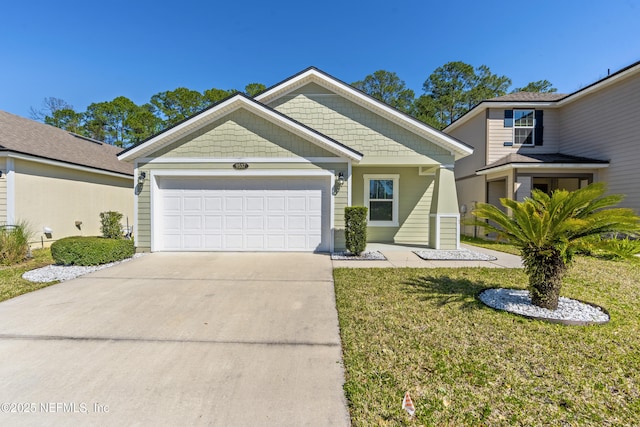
[0,110,134,247]
[445,60,640,236]
[118,67,473,252]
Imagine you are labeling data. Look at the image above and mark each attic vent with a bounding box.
[69,132,104,145]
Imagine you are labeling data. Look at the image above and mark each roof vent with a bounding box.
[69,132,104,145]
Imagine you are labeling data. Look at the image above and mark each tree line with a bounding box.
[31,61,555,147]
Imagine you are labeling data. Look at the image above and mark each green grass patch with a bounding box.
[334,257,640,426]
[0,249,56,302]
[461,235,520,255]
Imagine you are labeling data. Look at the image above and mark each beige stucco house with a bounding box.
[446,61,640,236]
[0,111,134,247]
[118,67,473,252]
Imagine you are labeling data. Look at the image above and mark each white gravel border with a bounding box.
[414,249,497,261]
[22,253,146,283]
[331,251,387,260]
[479,288,609,324]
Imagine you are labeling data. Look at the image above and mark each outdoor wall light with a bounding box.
[138,171,147,184]
[333,172,346,196]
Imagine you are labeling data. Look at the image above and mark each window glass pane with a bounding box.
[515,128,533,144]
[369,180,393,199]
[514,110,534,127]
[370,201,393,221]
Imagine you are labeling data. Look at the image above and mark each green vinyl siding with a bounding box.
[153,109,335,159]
[439,217,459,250]
[352,166,434,245]
[428,215,459,250]
[269,93,452,163]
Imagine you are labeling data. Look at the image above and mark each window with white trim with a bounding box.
[513,109,535,145]
[363,174,399,226]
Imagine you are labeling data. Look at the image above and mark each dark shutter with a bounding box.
[534,110,544,146]
[504,110,513,127]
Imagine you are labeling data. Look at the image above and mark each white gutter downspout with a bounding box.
[6,158,15,224]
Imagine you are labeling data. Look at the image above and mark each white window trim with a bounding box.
[363,174,399,227]
[513,109,535,146]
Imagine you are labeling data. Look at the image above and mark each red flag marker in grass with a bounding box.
[402,392,415,416]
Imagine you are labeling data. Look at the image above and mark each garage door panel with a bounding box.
[164,196,181,211]
[266,235,286,250]
[156,177,330,252]
[225,197,243,211]
[204,216,222,230]
[183,235,203,249]
[267,197,285,212]
[246,216,265,230]
[287,196,306,211]
[267,216,285,230]
[287,216,306,230]
[204,197,222,212]
[163,234,182,250]
[309,196,322,211]
[246,234,265,249]
[224,234,243,249]
[245,196,264,212]
[287,235,307,250]
[225,216,243,230]
[183,215,202,230]
[163,215,181,231]
[204,234,222,249]
[183,197,202,211]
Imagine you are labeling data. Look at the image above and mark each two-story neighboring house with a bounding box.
[445,61,640,236]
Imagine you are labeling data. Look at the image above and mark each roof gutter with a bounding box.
[476,162,610,175]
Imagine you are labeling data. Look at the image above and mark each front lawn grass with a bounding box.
[0,248,56,302]
[334,257,640,426]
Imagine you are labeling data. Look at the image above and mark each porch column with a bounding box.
[515,176,532,201]
[429,166,460,250]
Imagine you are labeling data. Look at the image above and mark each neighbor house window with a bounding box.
[504,109,544,146]
[513,109,535,145]
[363,175,399,226]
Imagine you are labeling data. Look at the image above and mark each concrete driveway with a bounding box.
[0,253,350,426]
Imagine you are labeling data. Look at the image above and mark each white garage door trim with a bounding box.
[150,169,335,252]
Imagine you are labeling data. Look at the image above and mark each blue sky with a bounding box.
[1,0,638,118]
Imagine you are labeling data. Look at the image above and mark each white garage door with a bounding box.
[155,177,330,252]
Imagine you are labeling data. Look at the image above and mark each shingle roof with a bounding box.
[478,153,609,172]
[0,110,133,176]
[486,92,568,102]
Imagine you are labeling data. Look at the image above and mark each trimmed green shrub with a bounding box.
[100,211,124,239]
[51,236,134,266]
[0,221,33,265]
[345,206,368,255]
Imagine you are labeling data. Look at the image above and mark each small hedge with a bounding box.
[100,211,124,239]
[345,206,368,255]
[51,236,134,266]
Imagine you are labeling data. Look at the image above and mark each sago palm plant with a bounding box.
[472,183,640,310]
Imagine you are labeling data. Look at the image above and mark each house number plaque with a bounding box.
[233,162,249,170]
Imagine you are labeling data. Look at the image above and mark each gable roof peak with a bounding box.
[118,90,363,162]
[255,67,473,160]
